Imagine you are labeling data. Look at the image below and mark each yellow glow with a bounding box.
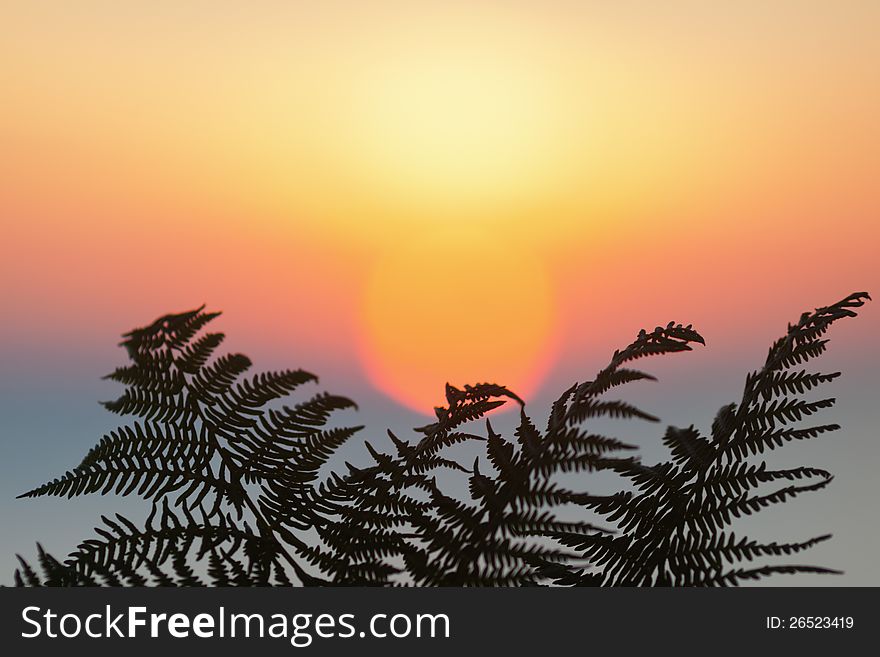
[340,49,569,218]
[359,232,557,412]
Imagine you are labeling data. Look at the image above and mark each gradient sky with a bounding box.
[1,1,878,584]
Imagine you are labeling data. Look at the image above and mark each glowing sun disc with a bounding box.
[358,233,557,414]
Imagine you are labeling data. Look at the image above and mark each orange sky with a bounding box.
[1,1,877,411]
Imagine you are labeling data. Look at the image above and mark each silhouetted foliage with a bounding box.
[15,306,360,585]
[313,324,704,586]
[13,293,870,586]
[541,292,871,586]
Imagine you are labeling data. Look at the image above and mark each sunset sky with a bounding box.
[1,1,878,583]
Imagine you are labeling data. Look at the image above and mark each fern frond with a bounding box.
[692,564,841,587]
[669,532,832,569]
[17,423,241,514]
[662,425,714,469]
[101,388,193,424]
[13,293,867,588]
[567,399,660,424]
[176,332,226,374]
[189,353,252,402]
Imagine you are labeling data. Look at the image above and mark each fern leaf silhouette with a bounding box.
[16,306,361,586]
[543,292,869,586]
[13,293,869,586]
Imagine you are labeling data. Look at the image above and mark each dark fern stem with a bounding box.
[12,292,869,586]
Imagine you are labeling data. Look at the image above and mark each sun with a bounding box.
[354,56,552,203]
[313,39,580,237]
[358,232,557,413]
